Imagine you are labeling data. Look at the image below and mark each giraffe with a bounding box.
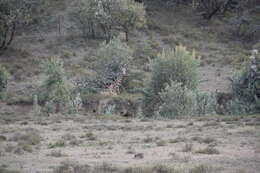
[106,64,127,96]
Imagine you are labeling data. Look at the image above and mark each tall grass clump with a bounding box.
[0,65,9,100]
[143,45,214,117]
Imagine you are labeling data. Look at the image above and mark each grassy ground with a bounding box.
[0,113,259,173]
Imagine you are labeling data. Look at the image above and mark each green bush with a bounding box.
[78,38,133,95]
[230,67,260,114]
[94,37,133,91]
[0,65,9,100]
[158,82,215,118]
[40,57,81,114]
[158,82,195,117]
[194,90,216,116]
[143,45,199,117]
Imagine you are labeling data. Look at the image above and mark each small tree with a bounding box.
[113,0,146,41]
[0,0,43,52]
[74,0,98,38]
[73,0,115,41]
[41,57,81,114]
[73,0,146,42]
[143,45,199,117]
[95,37,133,89]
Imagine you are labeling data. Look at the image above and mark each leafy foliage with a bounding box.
[40,57,81,114]
[113,0,146,41]
[158,81,215,118]
[143,45,199,117]
[230,67,260,114]
[194,90,216,116]
[158,82,195,117]
[0,0,43,51]
[229,49,260,114]
[72,0,113,40]
[95,38,133,90]
[73,0,146,41]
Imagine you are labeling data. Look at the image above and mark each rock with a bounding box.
[0,135,7,141]
[134,153,144,159]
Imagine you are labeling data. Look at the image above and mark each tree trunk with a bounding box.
[55,102,60,113]
[125,30,129,42]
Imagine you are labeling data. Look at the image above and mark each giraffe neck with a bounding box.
[108,67,126,95]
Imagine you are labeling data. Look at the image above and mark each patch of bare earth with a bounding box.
[0,115,259,173]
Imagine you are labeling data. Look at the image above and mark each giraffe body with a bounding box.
[102,65,127,96]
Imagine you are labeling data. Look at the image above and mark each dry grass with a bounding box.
[48,140,66,149]
[0,167,20,173]
[156,140,167,146]
[52,162,212,173]
[169,137,187,143]
[10,131,41,146]
[181,143,193,152]
[0,115,259,173]
[47,150,67,157]
[80,132,97,141]
[195,147,220,155]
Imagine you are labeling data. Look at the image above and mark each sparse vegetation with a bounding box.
[40,56,82,114]
[195,147,220,154]
[0,167,20,173]
[143,45,199,117]
[0,0,259,172]
[182,142,193,152]
[48,140,66,149]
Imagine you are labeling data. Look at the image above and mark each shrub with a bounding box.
[143,45,199,117]
[40,57,82,114]
[94,37,133,91]
[158,84,214,117]
[158,82,196,117]
[194,91,216,116]
[0,65,8,100]
[229,50,260,114]
[76,38,132,94]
